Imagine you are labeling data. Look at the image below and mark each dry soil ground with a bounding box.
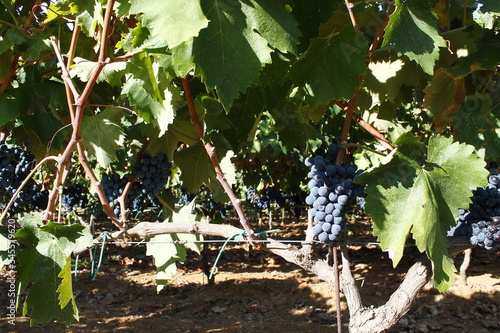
[1,212,499,333]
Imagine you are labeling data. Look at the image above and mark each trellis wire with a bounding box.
[83,239,473,247]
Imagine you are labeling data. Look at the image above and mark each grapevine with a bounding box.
[0,0,497,332]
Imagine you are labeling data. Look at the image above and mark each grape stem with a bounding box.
[76,141,122,227]
[344,0,359,33]
[116,138,150,223]
[180,76,258,245]
[340,143,388,156]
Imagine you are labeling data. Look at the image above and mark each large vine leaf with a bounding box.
[422,68,465,128]
[147,201,202,292]
[240,0,300,55]
[70,57,127,86]
[174,142,214,194]
[192,0,300,108]
[122,53,176,135]
[269,105,317,149]
[13,83,68,148]
[80,107,125,169]
[474,0,500,30]
[15,215,92,326]
[0,94,18,126]
[290,26,369,107]
[174,142,229,203]
[383,0,446,75]
[356,134,488,292]
[447,30,500,78]
[453,93,500,160]
[129,0,208,49]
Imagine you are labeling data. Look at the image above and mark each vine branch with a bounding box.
[180,76,258,244]
[0,0,41,95]
[43,0,117,223]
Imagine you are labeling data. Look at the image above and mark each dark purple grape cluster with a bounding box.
[133,152,171,195]
[304,144,365,244]
[30,187,49,210]
[246,187,287,211]
[246,187,269,210]
[470,217,500,250]
[449,163,500,250]
[0,140,38,211]
[101,152,171,218]
[62,184,88,212]
[177,188,196,205]
[102,173,160,217]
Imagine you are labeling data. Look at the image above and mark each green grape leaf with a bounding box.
[19,108,66,147]
[192,0,298,109]
[383,0,447,75]
[422,68,462,128]
[80,107,125,169]
[202,96,236,133]
[21,33,52,61]
[146,233,185,292]
[170,201,203,254]
[115,0,131,17]
[122,53,176,134]
[447,30,500,78]
[147,201,201,292]
[240,0,300,55]
[166,107,200,145]
[70,57,127,86]
[15,215,92,326]
[474,0,500,30]
[76,1,103,37]
[56,257,76,309]
[270,106,317,149]
[364,48,419,105]
[46,0,104,36]
[0,28,25,53]
[122,79,165,122]
[290,26,369,107]
[454,93,500,160]
[173,142,228,202]
[0,94,19,126]
[169,40,195,76]
[129,0,208,48]
[356,134,488,292]
[174,142,214,194]
[192,0,265,109]
[224,88,265,148]
[13,82,68,147]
